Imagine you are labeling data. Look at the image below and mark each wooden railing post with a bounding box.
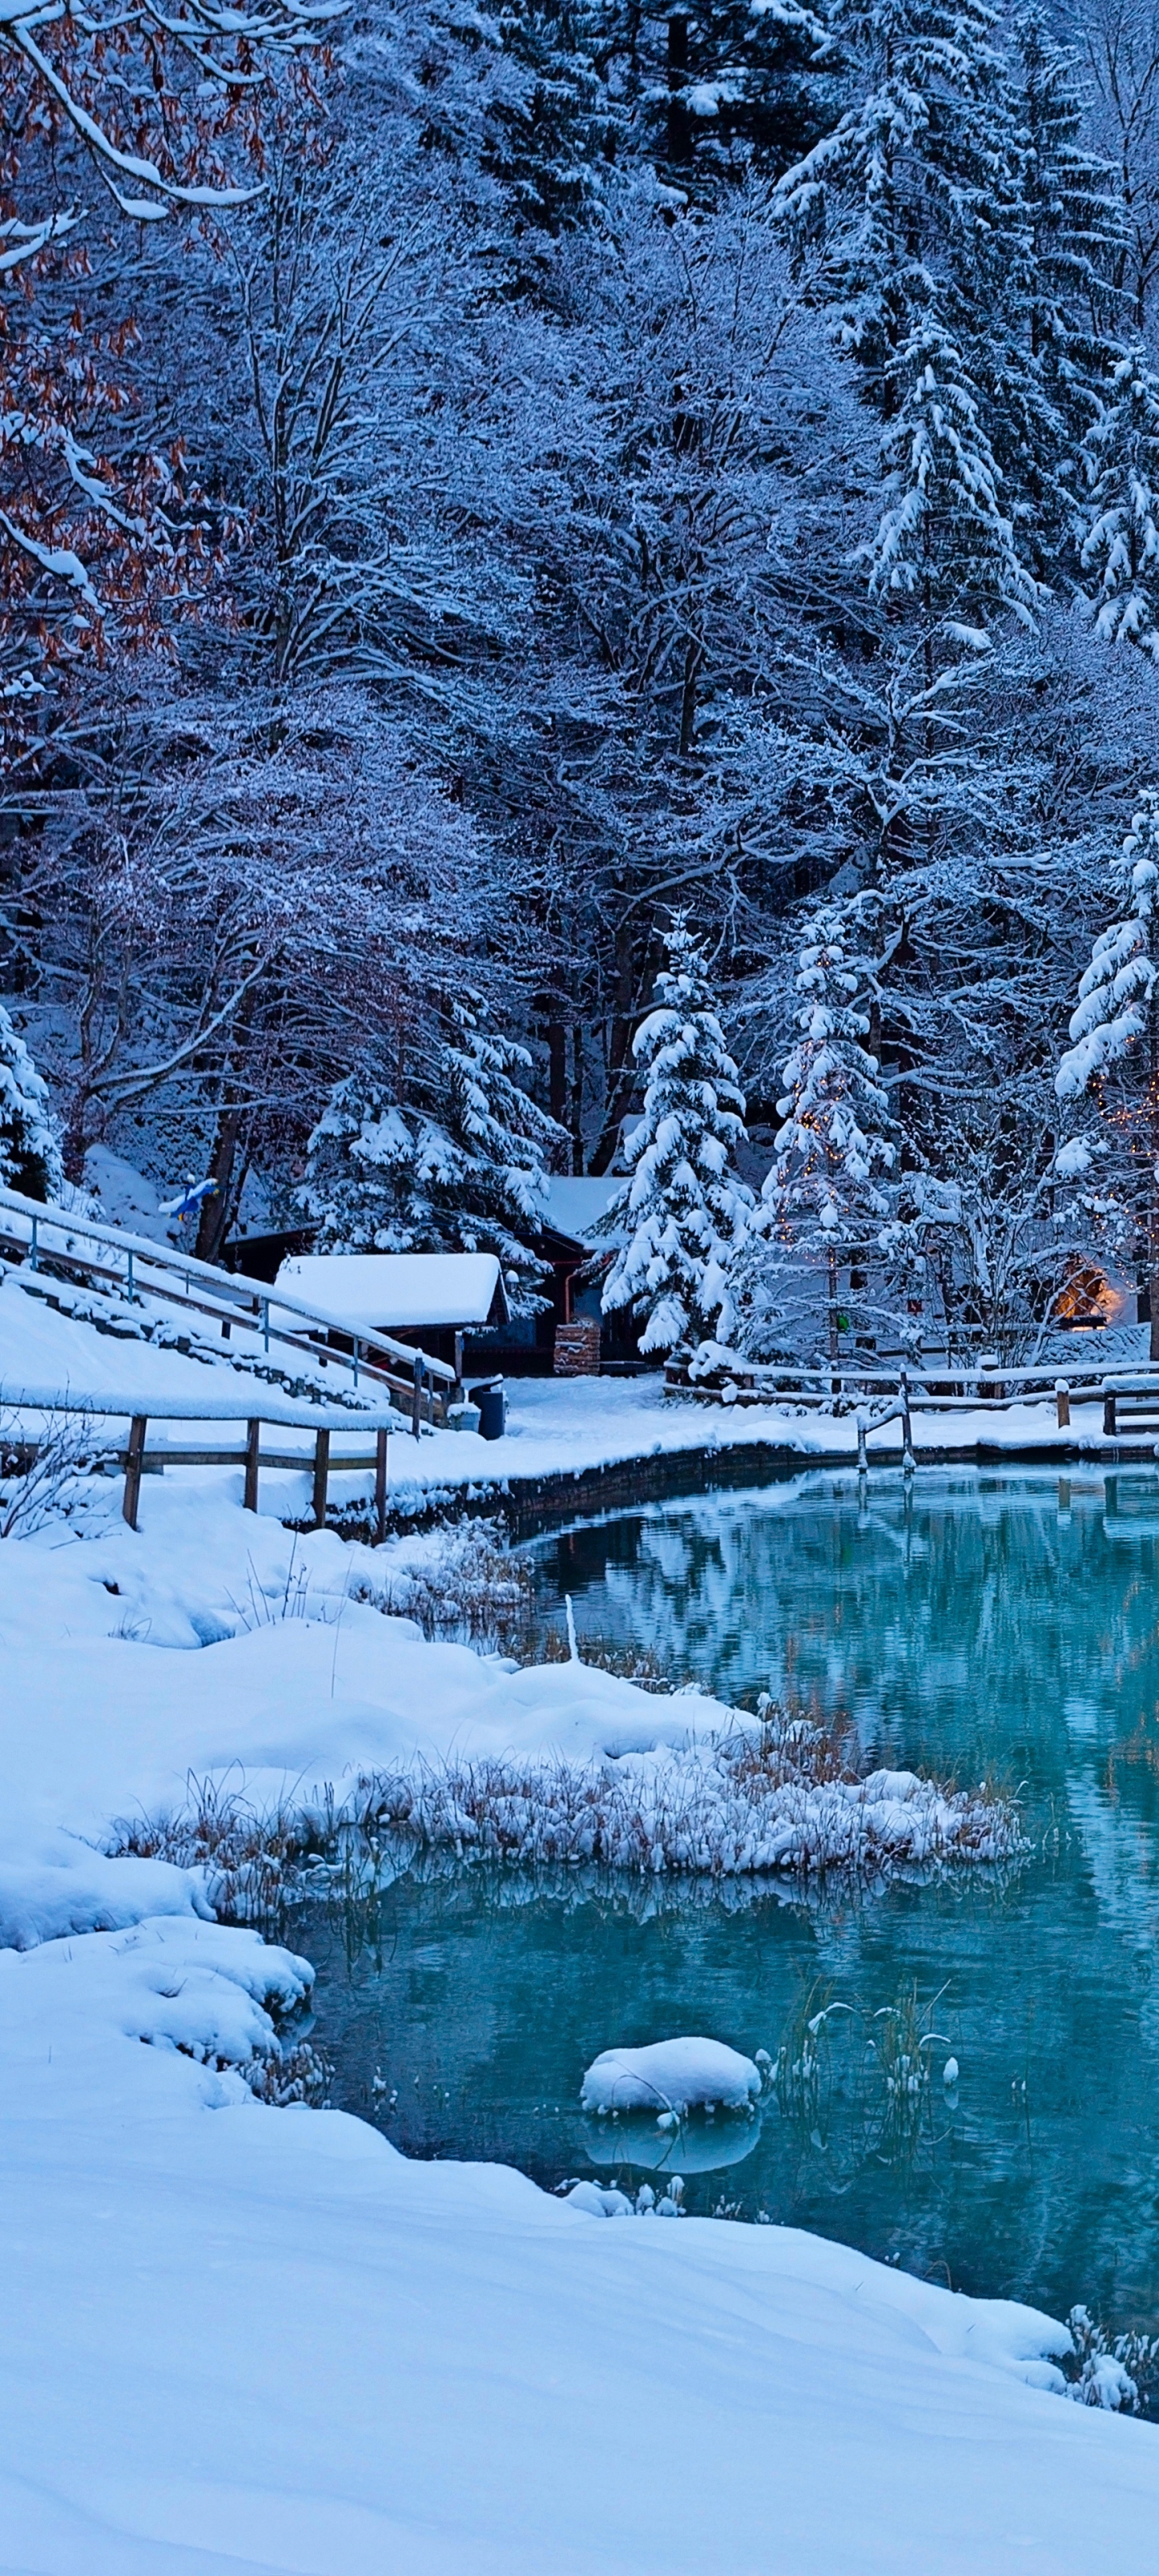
[244,1418,261,1513]
[375,1426,389,1543]
[312,1426,330,1528]
[412,1354,424,1441]
[123,1414,147,1529]
[1056,1380,1070,1430]
[1104,1389,1117,1438]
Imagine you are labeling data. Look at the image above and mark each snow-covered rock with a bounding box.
[581,2036,762,2115]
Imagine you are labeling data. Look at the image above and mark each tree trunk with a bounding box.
[195,1108,245,1265]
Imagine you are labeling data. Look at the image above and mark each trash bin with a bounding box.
[470,1381,505,1441]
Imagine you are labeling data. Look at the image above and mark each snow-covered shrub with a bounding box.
[0,1412,111,1538]
[355,1519,534,1654]
[0,1005,63,1203]
[245,2039,332,2109]
[1062,2307,1159,2414]
[600,916,753,1356]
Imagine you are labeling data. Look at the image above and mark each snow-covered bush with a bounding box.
[0,1005,63,1203]
[354,1519,534,1654]
[600,917,753,1356]
[299,997,561,1310]
[1062,2307,1159,2414]
[0,1413,110,1539]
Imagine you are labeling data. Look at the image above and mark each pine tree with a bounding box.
[862,313,1039,629]
[600,916,753,1356]
[774,0,1046,628]
[490,0,617,259]
[1076,351,1159,660]
[655,0,833,183]
[1056,792,1159,1354]
[299,999,562,1307]
[744,905,895,1359]
[0,1006,63,1203]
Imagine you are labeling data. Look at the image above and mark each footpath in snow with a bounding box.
[2,1287,1159,2569]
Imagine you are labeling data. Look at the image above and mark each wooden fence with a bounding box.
[0,1386,398,1534]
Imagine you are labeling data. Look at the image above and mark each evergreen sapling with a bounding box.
[600,917,753,1356]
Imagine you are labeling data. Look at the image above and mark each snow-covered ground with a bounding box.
[3,1286,1159,2569]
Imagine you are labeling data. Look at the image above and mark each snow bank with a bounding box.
[581,2036,761,2114]
[3,1920,1158,2574]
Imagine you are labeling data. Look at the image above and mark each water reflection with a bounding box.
[583,2108,764,2176]
[291,1468,1159,2342]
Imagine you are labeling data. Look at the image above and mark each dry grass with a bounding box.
[110,1705,1023,1935]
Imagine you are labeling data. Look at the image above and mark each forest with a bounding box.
[5,0,1159,1363]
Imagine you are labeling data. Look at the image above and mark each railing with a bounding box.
[0,1385,398,1535]
[0,1185,457,1423]
[665,1352,1159,1417]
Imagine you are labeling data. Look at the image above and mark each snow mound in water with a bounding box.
[581,2035,761,2115]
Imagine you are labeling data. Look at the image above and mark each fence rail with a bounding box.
[665,1352,1159,1415]
[0,1385,398,1535]
[0,1183,456,1422]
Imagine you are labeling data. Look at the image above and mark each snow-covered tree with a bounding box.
[862,314,1038,630]
[0,1006,63,1202]
[600,917,753,1356]
[1077,351,1159,659]
[299,997,561,1305]
[743,904,894,1359]
[1056,791,1159,1353]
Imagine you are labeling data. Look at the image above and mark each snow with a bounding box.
[2,1294,1159,2566]
[581,2036,762,2114]
[277,1249,505,1329]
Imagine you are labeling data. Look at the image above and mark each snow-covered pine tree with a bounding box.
[742,905,894,1360]
[995,1,1119,566]
[1076,351,1159,659]
[774,0,1049,630]
[0,1005,63,1202]
[600,916,753,1356]
[1055,791,1159,1355]
[861,312,1039,630]
[299,998,562,1307]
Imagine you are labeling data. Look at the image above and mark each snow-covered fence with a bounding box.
[666,1352,1159,1426]
[0,1385,398,1534]
[0,1185,457,1421]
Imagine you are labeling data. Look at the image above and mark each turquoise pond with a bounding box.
[289,1467,1159,2343]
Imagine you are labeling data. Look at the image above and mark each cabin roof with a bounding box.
[275,1250,509,1331]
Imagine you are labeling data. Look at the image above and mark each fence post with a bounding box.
[353,1335,361,1390]
[123,1414,147,1529]
[262,1297,270,1355]
[1103,1388,1117,1438]
[1055,1380,1070,1430]
[244,1418,261,1513]
[900,1368,915,1475]
[312,1426,330,1528]
[412,1354,425,1441]
[375,1426,389,1543]
[126,1249,135,1304]
[29,1214,38,1272]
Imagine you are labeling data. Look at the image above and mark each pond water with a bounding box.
[290,1467,1159,2347]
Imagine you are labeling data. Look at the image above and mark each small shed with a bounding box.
[275,1251,509,1378]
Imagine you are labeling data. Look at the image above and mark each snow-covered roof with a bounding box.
[275,1252,509,1331]
[542,1176,625,1249]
